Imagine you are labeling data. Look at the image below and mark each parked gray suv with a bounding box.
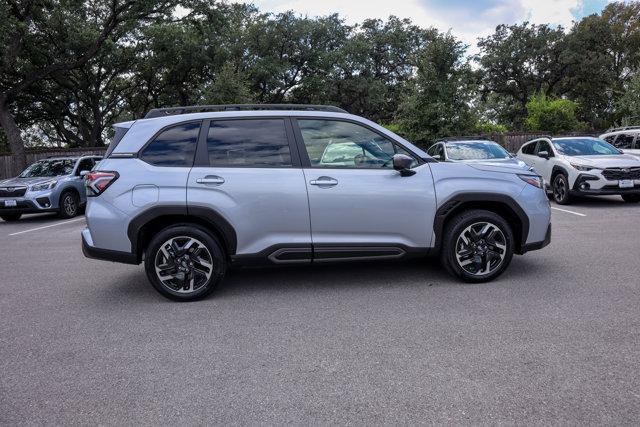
[0,156,102,221]
[82,105,551,301]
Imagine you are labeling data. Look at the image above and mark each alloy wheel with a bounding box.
[63,194,77,216]
[454,222,507,276]
[154,236,214,294]
[553,176,567,202]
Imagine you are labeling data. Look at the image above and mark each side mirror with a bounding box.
[537,150,550,159]
[80,170,90,177]
[392,154,416,177]
[431,154,442,161]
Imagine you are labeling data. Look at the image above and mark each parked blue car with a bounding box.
[0,156,102,221]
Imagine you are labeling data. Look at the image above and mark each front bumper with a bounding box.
[571,173,640,195]
[0,198,57,215]
[82,228,139,265]
[520,223,551,253]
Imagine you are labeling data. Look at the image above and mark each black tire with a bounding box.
[1,213,22,222]
[58,190,79,219]
[440,209,514,283]
[552,173,572,205]
[622,194,640,203]
[144,224,226,301]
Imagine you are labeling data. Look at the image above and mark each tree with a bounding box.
[0,0,176,168]
[476,23,570,129]
[525,93,582,133]
[396,33,476,145]
[614,73,640,123]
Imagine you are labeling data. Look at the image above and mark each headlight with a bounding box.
[570,163,600,171]
[30,180,57,192]
[518,174,543,189]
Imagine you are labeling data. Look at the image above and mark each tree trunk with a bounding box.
[0,95,27,171]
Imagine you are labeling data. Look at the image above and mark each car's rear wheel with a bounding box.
[1,213,21,222]
[622,194,640,203]
[58,190,79,219]
[144,224,226,301]
[440,209,514,283]
[552,173,572,205]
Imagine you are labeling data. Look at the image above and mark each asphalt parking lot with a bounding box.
[1,198,639,424]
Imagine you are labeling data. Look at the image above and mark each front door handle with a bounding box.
[309,176,338,187]
[196,175,225,185]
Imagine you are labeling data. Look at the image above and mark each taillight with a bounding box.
[85,171,119,196]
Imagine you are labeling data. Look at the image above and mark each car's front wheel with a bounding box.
[144,224,226,301]
[622,194,640,203]
[58,190,79,218]
[552,173,572,205]
[1,213,22,222]
[440,209,514,283]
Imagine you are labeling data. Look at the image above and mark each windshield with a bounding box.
[446,142,510,161]
[19,159,75,178]
[552,138,621,156]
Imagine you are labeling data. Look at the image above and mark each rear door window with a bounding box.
[140,122,200,167]
[613,133,634,149]
[206,119,292,167]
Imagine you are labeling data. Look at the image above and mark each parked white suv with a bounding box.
[517,136,640,204]
[600,126,640,157]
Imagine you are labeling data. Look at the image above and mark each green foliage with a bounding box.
[396,33,476,146]
[2,0,640,154]
[525,94,582,133]
[475,121,507,134]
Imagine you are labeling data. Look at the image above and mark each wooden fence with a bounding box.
[474,131,600,153]
[0,147,107,179]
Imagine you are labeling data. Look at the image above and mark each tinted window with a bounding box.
[298,119,416,169]
[521,142,536,155]
[535,140,554,157]
[613,133,634,149]
[140,122,200,167]
[76,158,94,175]
[207,119,291,167]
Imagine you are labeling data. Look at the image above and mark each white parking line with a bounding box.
[8,218,85,236]
[551,207,586,217]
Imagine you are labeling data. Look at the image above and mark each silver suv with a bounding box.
[0,156,102,221]
[82,105,552,301]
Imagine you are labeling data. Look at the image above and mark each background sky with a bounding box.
[232,0,614,50]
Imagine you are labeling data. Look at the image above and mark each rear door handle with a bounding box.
[196,175,225,185]
[309,176,338,187]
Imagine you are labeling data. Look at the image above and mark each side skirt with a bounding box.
[230,243,430,268]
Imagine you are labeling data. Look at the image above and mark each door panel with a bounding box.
[293,118,436,249]
[187,168,311,255]
[303,165,436,248]
[187,117,311,256]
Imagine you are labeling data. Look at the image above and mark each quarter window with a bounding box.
[298,119,416,169]
[140,122,200,167]
[206,119,292,167]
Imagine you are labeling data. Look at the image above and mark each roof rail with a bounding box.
[604,125,640,133]
[145,104,348,119]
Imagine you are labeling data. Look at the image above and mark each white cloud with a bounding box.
[228,0,600,51]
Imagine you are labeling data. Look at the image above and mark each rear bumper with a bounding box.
[571,187,640,196]
[520,223,551,253]
[82,228,139,265]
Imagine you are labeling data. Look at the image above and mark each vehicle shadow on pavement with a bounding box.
[0,213,60,224]
[562,195,632,208]
[102,256,544,303]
